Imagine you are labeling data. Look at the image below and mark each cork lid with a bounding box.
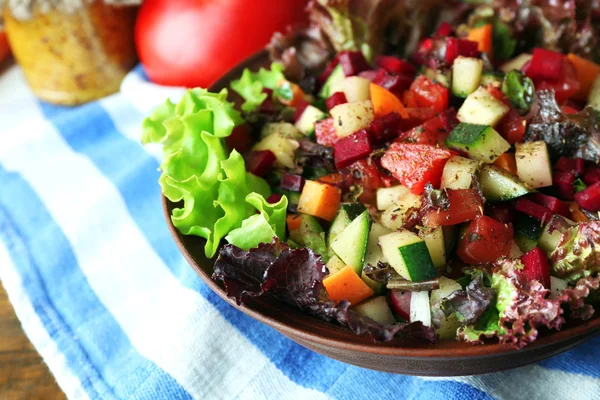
[1,0,141,21]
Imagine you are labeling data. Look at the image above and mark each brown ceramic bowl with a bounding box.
[162,50,600,376]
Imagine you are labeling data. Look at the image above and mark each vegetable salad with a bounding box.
[143,1,600,348]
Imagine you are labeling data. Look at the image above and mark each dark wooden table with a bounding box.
[0,281,66,400]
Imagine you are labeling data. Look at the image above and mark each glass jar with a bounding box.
[2,0,138,105]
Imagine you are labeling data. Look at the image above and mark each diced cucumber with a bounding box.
[457,86,510,126]
[425,68,451,88]
[294,105,328,136]
[440,155,480,189]
[418,226,446,268]
[252,133,300,169]
[538,215,575,253]
[352,296,395,324]
[379,230,438,282]
[261,122,304,139]
[514,215,542,253]
[430,276,462,304]
[550,276,569,293]
[327,208,351,256]
[410,291,431,327]
[363,223,392,268]
[289,214,328,260]
[381,204,413,231]
[376,185,419,211]
[515,141,553,188]
[499,53,532,74]
[326,255,346,276]
[509,242,523,258]
[588,76,600,111]
[319,64,345,98]
[330,211,371,274]
[341,203,367,220]
[446,123,510,163]
[480,71,504,87]
[452,56,483,98]
[478,164,532,202]
[330,100,375,138]
[334,76,372,103]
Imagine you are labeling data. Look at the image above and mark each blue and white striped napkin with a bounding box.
[0,64,598,400]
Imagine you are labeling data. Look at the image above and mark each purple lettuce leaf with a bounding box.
[440,274,496,326]
[213,238,436,343]
[362,262,396,284]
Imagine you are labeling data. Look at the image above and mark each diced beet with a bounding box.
[436,21,453,37]
[372,70,412,94]
[389,290,411,320]
[358,69,379,81]
[375,56,417,76]
[262,88,274,96]
[333,129,373,169]
[574,158,586,176]
[246,150,276,177]
[318,55,341,85]
[528,48,564,81]
[554,156,576,172]
[225,124,253,154]
[574,181,600,212]
[267,193,283,204]
[280,173,305,192]
[259,97,276,114]
[315,117,339,147]
[583,166,600,185]
[438,108,459,132]
[485,203,514,224]
[530,193,570,218]
[520,247,551,289]
[368,112,402,143]
[445,37,479,65]
[515,199,554,223]
[338,51,370,76]
[292,100,311,122]
[553,170,576,200]
[325,92,348,111]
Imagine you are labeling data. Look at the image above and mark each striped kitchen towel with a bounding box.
[0,64,599,400]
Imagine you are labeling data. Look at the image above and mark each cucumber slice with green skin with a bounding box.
[327,208,351,257]
[289,214,329,261]
[409,291,431,327]
[360,271,385,295]
[376,185,418,211]
[499,53,532,74]
[457,86,510,126]
[480,71,504,87]
[319,64,345,98]
[294,105,328,136]
[379,230,438,282]
[418,226,446,268]
[352,296,395,324]
[425,68,451,88]
[361,223,392,295]
[514,215,543,253]
[442,225,458,256]
[451,56,483,98]
[440,155,480,190]
[341,203,368,221]
[333,76,371,103]
[330,211,371,274]
[478,164,532,202]
[588,76,600,111]
[537,215,575,253]
[515,141,553,189]
[430,277,462,338]
[446,123,510,163]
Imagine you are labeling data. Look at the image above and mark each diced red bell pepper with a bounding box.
[225,124,253,154]
[528,48,564,81]
[389,290,411,320]
[530,193,570,218]
[338,51,370,76]
[315,117,339,147]
[246,150,276,177]
[496,109,526,144]
[574,158,586,176]
[369,112,402,144]
[520,247,551,289]
[375,56,417,76]
[325,92,348,111]
[514,198,554,223]
[457,216,514,265]
[485,203,514,224]
[334,129,373,169]
[267,193,283,204]
[436,21,453,37]
[445,37,479,65]
[373,69,413,94]
[523,57,580,104]
[381,143,453,194]
[574,181,600,212]
[280,173,305,192]
[422,189,484,227]
[409,75,449,113]
[583,166,600,185]
[553,170,576,200]
[554,156,576,172]
[292,100,311,122]
[318,55,341,85]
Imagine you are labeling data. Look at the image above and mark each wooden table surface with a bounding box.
[0,280,66,400]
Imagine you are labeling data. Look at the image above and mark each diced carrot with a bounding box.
[277,79,305,106]
[567,53,600,100]
[494,152,518,176]
[323,266,374,305]
[402,90,418,108]
[318,173,344,186]
[297,180,342,221]
[286,214,302,232]
[467,24,493,55]
[568,201,589,222]
[370,83,409,119]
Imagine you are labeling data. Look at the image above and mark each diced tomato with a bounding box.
[457,216,514,265]
[520,247,551,289]
[402,91,418,108]
[561,105,579,115]
[436,21,453,37]
[375,56,417,76]
[486,84,511,105]
[405,107,438,123]
[380,143,453,194]
[496,109,526,144]
[340,158,393,204]
[314,117,339,147]
[225,123,253,154]
[397,113,453,146]
[528,48,564,81]
[523,57,580,104]
[422,189,484,227]
[409,75,449,113]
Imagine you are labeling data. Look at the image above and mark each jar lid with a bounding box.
[1,0,142,22]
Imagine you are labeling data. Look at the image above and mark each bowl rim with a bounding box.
[161,49,600,361]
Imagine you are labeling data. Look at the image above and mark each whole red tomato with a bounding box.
[135,0,308,88]
[0,32,10,64]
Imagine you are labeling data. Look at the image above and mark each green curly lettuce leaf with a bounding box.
[550,220,600,283]
[230,63,286,112]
